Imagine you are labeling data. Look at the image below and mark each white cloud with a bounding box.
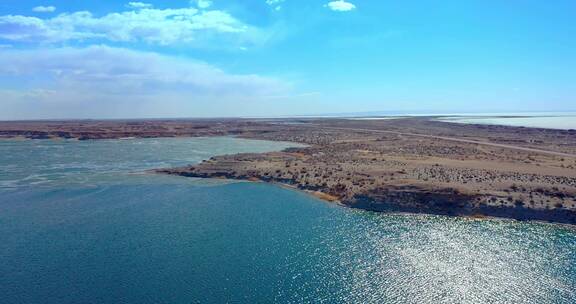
[0,46,289,119]
[325,0,356,12]
[0,45,286,95]
[191,0,213,9]
[265,0,284,11]
[0,6,260,47]
[32,6,56,13]
[127,2,153,9]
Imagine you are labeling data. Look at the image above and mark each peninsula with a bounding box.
[2,117,575,224]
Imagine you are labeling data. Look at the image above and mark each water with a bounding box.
[0,137,575,303]
[437,112,576,130]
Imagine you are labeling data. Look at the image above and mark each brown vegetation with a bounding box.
[2,117,575,224]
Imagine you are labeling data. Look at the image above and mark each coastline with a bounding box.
[3,117,575,225]
[269,178,576,229]
[155,169,576,225]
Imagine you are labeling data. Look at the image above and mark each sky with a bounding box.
[0,0,575,119]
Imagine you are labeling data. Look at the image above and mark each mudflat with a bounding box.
[3,117,575,224]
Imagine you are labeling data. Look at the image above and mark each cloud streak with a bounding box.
[127,2,153,9]
[32,6,56,13]
[0,6,260,47]
[0,46,289,119]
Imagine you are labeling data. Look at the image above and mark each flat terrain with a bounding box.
[2,117,576,224]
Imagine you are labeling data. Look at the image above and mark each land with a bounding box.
[2,117,576,224]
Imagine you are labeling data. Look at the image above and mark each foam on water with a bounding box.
[0,137,303,189]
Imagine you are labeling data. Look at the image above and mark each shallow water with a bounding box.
[438,113,576,130]
[0,137,574,303]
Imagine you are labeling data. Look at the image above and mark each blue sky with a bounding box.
[0,0,575,119]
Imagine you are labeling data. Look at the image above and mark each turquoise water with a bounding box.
[0,138,575,303]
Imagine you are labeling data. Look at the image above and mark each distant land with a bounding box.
[1,116,575,224]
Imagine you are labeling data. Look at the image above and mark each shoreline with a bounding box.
[156,169,576,226]
[3,117,575,225]
[278,179,576,230]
